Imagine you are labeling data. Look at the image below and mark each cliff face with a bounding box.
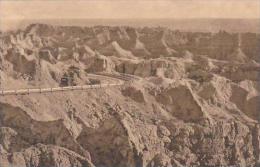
[0,24,260,167]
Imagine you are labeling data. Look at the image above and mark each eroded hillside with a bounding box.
[0,24,260,167]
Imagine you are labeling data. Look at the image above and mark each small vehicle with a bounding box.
[60,77,69,87]
[60,73,76,87]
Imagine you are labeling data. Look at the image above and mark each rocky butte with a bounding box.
[0,24,259,167]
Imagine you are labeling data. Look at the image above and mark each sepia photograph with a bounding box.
[0,0,260,166]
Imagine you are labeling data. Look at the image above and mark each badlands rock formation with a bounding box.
[0,24,260,167]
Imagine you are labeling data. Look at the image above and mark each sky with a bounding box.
[0,0,259,19]
[0,0,259,30]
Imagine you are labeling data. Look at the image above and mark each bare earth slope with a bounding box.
[0,24,260,167]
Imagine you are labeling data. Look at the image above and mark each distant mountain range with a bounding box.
[1,18,259,33]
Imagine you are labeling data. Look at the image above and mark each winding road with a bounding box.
[0,73,138,96]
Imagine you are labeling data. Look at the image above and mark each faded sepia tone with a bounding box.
[1,0,260,31]
[0,0,260,167]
